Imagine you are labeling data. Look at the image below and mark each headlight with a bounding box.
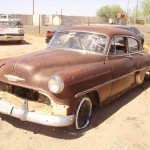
[48,76,64,93]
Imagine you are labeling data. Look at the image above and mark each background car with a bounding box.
[0,14,14,21]
[45,24,72,43]
[0,19,24,43]
[113,25,144,46]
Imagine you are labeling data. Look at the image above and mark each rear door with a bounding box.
[127,37,147,83]
[107,36,136,97]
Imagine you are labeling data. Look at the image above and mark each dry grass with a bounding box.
[144,43,150,50]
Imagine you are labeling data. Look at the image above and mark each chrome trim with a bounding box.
[0,99,75,127]
[4,75,25,82]
[75,72,132,97]
[75,66,150,98]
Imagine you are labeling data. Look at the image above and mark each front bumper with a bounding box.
[0,35,24,41]
[0,98,75,127]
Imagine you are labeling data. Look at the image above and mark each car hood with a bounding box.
[0,48,105,90]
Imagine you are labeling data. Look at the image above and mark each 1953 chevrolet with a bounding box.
[0,26,150,130]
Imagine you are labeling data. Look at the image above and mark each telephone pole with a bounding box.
[33,0,34,15]
[136,0,138,23]
[127,0,129,24]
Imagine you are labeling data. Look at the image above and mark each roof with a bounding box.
[113,25,131,30]
[60,26,134,39]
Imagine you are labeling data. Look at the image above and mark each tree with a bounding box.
[97,5,124,22]
[96,5,111,21]
[109,5,124,19]
[141,0,150,16]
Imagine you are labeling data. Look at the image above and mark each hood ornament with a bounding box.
[4,75,25,82]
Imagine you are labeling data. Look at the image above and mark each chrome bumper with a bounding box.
[0,99,75,127]
[0,35,24,41]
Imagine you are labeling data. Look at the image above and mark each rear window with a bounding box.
[128,38,139,53]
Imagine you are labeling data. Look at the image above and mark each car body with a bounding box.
[0,20,24,43]
[113,25,144,46]
[45,24,72,43]
[0,26,150,130]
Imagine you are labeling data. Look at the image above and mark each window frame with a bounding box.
[108,35,128,56]
[126,36,143,54]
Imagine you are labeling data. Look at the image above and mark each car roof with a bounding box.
[113,25,131,29]
[60,26,135,39]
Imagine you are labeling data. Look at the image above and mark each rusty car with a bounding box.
[0,26,150,130]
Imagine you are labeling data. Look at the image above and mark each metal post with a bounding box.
[33,0,34,15]
[32,0,35,25]
[136,0,138,24]
[61,9,63,25]
[127,0,129,24]
[39,15,40,34]
[88,16,89,26]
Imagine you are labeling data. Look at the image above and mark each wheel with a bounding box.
[145,71,150,80]
[75,96,92,130]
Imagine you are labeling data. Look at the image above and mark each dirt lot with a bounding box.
[0,34,150,150]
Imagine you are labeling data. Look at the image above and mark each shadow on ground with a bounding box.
[0,81,149,140]
[0,40,31,46]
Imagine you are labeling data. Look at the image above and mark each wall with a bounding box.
[33,15,46,26]
[13,14,33,25]
[1,14,150,26]
[45,15,102,25]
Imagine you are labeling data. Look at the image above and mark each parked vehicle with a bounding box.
[0,20,24,43]
[0,26,150,130]
[45,24,72,43]
[0,14,14,21]
[114,25,144,46]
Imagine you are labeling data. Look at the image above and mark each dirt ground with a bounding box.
[0,34,150,150]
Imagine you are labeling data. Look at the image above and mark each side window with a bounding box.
[109,37,127,55]
[128,38,139,53]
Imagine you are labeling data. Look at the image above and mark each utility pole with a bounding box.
[136,0,138,23]
[127,0,129,24]
[33,0,34,15]
[60,9,63,25]
[32,0,35,26]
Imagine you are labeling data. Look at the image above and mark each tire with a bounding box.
[141,40,144,47]
[145,71,150,80]
[75,96,92,130]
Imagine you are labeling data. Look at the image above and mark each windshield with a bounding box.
[48,31,108,54]
[0,21,23,28]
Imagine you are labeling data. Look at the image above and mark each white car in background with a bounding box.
[0,14,14,21]
[0,19,24,43]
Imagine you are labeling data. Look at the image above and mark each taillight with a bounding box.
[46,31,54,37]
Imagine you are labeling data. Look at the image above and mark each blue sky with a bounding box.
[0,0,140,16]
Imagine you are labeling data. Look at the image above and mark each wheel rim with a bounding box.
[75,97,92,130]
